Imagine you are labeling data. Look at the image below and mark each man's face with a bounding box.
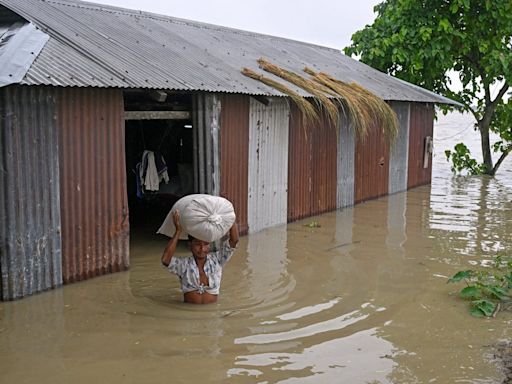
[190,239,211,259]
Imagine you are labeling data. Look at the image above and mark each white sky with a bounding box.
[88,0,381,51]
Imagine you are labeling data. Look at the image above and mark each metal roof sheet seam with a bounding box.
[0,0,460,105]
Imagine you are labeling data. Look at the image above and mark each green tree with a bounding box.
[345,0,512,175]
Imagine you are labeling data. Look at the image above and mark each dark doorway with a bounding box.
[123,91,194,233]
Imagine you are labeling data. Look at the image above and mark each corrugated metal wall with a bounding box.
[388,102,411,194]
[220,94,250,235]
[354,121,390,204]
[407,103,434,189]
[0,85,62,300]
[57,87,129,284]
[248,97,289,233]
[288,104,312,221]
[311,115,337,215]
[193,93,221,195]
[288,105,337,221]
[337,115,356,208]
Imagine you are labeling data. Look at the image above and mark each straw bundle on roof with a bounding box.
[305,68,398,141]
[242,60,398,142]
[241,67,319,125]
[257,58,339,124]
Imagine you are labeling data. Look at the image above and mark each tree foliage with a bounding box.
[345,0,512,175]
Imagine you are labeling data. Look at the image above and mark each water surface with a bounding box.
[1,112,511,384]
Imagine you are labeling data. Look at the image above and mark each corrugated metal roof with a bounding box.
[0,0,458,104]
[0,21,48,87]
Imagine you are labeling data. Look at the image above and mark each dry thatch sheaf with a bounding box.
[241,58,399,142]
[241,67,319,125]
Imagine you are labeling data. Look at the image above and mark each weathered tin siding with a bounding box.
[288,104,312,221]
[248,98,289,233]
[288,106,337,221]
[388,102,411,194]
[354,122,390,204]
[57,88,129,283]
[220,94,249,235]
[408,103,434,189]
[0,85,62,300]
[311,116,337,215]
[337,115,356,208]
[193,93,221,195]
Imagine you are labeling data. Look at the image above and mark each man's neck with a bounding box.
[194,255,206,267]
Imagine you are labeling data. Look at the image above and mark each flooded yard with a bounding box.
[1,112,512,383]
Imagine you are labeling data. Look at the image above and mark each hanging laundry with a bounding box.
[154,151,170,184]
[143,151,159,191]
[136,150,170,196]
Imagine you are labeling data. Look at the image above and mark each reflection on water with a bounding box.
[230,327,396,384]
[1,112,512,384]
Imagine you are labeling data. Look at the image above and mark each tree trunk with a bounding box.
[478,119,493,175]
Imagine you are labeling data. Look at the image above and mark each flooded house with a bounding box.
[0,0,458,300]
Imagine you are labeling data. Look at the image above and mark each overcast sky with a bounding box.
[88,0,381,51]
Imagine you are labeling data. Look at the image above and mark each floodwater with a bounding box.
[1,112,512,384]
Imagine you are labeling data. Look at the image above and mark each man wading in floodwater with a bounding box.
[161,211,239,304]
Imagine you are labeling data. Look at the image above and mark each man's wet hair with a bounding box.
[188,235,212,246]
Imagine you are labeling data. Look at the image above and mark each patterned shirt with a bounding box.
[167,242,235,295]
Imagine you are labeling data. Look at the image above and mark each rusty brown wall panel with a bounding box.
[288,106,337,221]
[219,94,249,235]
[57,88,129,284]
[311,116,337,215]
[408,103,434,189]
[288,104,312,221]
[0,85,62,300]
[354,122,390,204]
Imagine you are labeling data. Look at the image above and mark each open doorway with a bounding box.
[124,90,194,235]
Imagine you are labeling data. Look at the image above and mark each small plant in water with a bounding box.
[448,254,512,317]
[304,221,321,228]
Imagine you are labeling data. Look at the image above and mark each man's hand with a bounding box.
[173,210,182,235]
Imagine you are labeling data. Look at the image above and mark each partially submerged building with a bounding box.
[0,0,458,300]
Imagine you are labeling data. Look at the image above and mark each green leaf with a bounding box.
[448,270,473,283]
[459,286,482,299]
[472,300,497,317]
[487,286,510,300]
[449,2,459,13]
[438,18,451,32]
[469,306,485,317]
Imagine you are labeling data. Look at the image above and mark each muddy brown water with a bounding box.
[1,112,512,383]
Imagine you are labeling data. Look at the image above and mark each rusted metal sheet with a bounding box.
[388,102,411,194]
[57,87,129,284]
[288,105,337,221]
[0,85,62,300]
[248,97,289,233]
[337,115,355,208]
[407,103,434,189]
[287,104,312,222]
[220,94,250,235]
[311,115,337,215]
[354,121,390,204]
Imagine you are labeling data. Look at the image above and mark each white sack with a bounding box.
[157,194,236,242]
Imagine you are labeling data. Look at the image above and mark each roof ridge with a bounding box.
[38,0,342,53]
